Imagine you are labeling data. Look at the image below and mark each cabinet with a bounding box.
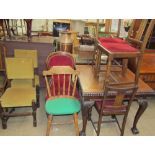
[128,19,155,89]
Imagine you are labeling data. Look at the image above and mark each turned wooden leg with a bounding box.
[32,101,37,127]
[46,115,53,136]
[131,99,148,134]
[73,113,79,136]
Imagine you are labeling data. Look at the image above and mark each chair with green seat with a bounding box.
[43,66,81,136]
[13,49,40,107]
[0,44,7,96]
[0,58,38,129]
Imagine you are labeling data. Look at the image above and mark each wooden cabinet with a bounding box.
[139,52,155,89]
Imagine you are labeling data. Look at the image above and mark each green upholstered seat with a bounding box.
[45,97,81,115]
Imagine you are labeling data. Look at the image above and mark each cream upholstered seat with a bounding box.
[0,87,36,107]
[0,58,38,129]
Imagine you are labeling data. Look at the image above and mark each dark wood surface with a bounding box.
[77,65,154,96]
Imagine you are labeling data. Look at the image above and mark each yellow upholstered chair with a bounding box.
[0,58,38,129]
[13,49,40,107]
[0,44,7,96]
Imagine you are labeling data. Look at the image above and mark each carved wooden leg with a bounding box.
[80,101,94,136]
[131,99,148,134]
[73,113,79,136]
[46,115,53,136]
[32,101,37,127]
[79,102,88,136]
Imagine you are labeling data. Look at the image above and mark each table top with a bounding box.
[77,65,155,97]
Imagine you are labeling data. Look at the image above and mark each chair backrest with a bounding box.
[14,49,38,68]
[128,19,147,39]
[0,44,7,71]
[5,58,34,79]
[46,51,75,69]
[102,84,138,111]
[43,66,79,99]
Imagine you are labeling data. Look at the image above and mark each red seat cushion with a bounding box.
[95,100,127,115]
[98,37,127,44]
[99,42,138,53]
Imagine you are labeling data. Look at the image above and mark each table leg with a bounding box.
[80,101,94,136]
[131,99,148,134]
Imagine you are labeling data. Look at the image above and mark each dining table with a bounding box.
[76,65,155,136]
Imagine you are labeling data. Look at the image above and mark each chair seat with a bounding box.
[98,37,127,44]
[11,75,40,88]
[45,97,81,115]
[95,100,127,115]
[0,87,36,107]
[99,42,138,53]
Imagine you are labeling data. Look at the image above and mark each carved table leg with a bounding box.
[80,100,94,136]
[131,99,148,134]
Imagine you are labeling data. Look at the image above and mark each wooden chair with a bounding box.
[43,66,81,136]
[0,58,37,129]
[90,84,138,136]
[92,19,148,70]
[46,51,75,69]
[0,44,7,95]
[13,49,40,107]
[93,19,155,86]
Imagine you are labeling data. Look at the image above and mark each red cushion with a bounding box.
[98,37,127,44]
[47,55,75,69]
[99,42,138,53]
[95,100,127,115]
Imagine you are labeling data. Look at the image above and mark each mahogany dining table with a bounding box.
[76,65,155,136]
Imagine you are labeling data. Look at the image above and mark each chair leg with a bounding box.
[32,101,37,127]
[0,103,7,129]
[121,114,128,136]
[97,115,103,136]
[73,113,79,136]
[46,115,53,136]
